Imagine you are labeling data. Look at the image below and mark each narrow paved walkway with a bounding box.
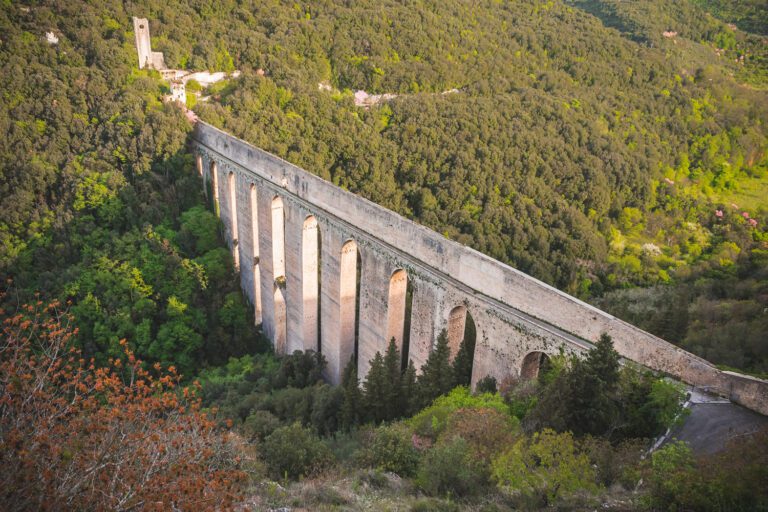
[665,388,768,455]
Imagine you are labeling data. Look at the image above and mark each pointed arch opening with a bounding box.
[340,240,361,366]
[387,269,412,369]
[447,305,476,385]
[250,184,262,324]
[271,196,285,278]
[227,171,239,271]
[274,285,287,355]
[302,215,320,351]
[271,196,286,352]
[521,351,550,381]
[195,154,203,176]
[402,279,414,370]
[210,161,219,215]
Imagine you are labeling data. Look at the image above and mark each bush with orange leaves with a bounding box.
[0,297,256,511]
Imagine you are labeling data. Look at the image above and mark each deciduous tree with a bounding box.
[0,298,252,511]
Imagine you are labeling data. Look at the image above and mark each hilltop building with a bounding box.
[132,17,240,106]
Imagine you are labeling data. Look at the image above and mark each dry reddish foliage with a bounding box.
[442,407,521,464]
[0,296,250,511]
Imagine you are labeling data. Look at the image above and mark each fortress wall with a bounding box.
[192,122,768,414]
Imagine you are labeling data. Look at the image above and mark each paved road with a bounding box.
[665,388,768,455]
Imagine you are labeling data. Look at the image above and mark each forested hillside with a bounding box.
[0,1,265,377]
[200,0,768,374]
[1,0,767,374]
[693,0,768,36]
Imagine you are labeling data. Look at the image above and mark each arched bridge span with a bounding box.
[192,122,768,415]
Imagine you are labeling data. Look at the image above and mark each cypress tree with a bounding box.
[586,333,620,389]
[573,333,620,435]
[401,360,419,417]
[340,356,362,430]
[452,337,473,387]
[383,337,403,420]
[363,352,389,423]
[417,330,454,408]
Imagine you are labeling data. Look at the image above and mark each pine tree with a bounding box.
[363,352,389,423]
[383,338,403,420]
[527,333,622,437]
[572,333,620,435]
[417,330,454,408]
[340,356,362,430]
[586,333,620,389]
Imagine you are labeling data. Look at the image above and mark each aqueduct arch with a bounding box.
[227,171,239,270]
[339,239,361,366]
[210,160,219,214]
[192,122,768,415]
[447,306,476,360]
[520,351,551,380]
[386,269,408,358]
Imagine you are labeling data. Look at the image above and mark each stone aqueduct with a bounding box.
[192,122,768,415]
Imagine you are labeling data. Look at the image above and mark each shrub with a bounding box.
[410,386,511,441]
[198,353,279,406]
[492,429,598,507]
[0,302,251,509]
[325,429,364,463]
[242,410,281,441]
[416,437,488,497]
[476,375,498,394]
[262,423,333,480]
[300,484,349,506]
[309,383,344,436]
[580,436,645,488]
[643,441,698,510]
[357,425,420,477]
[643,432,768,512]
[273,350,326,389]
[357,468,391,489]
[616,370,687,439]
[185,78,202,92]
[410,498,460,512]
[502,378,539,420]
[441,407,520,465]
[267,386,314,424]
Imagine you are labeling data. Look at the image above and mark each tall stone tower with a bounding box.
[133,17,166,70]
[133,17,152,69]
